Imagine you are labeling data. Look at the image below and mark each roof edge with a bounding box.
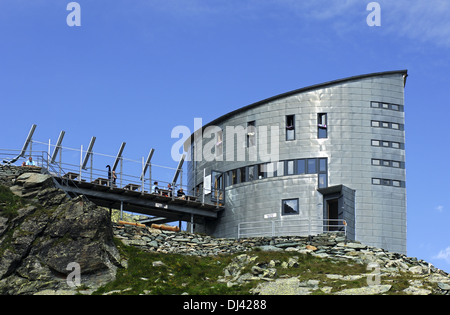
[184,70,408,149]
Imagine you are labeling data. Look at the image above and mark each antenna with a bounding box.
[81,136,96,170]
[50,130,65,163]
[112,142,126,171]
[140,148,155,180]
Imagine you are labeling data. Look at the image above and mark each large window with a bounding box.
[282,199,299,216]
[286,115,295,141]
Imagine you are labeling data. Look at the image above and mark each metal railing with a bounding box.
[237,218,347,239]
[0,146,189,197]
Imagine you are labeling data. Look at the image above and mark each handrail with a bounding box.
[237,218,347,239]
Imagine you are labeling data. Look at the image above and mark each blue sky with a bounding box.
[0,0,449,273]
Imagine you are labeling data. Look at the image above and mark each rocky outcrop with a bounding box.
[114,224,450,295]
[0,171,122,295]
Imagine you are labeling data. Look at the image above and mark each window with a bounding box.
[216,130,223,158]
[247,121,256,147]
[239,167,246,183]
[258,164,266,179]
[286,115,295,141]
[282,199,299,216]
[247,165,256,181]
[231,169,237,185]
[275,161,284,177]
[318,113,328,139]
[318,158,328,188]
[297,159,305,174]
[307,158,317,174]
[286,160,295,175]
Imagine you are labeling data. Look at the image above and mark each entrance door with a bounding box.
[326,198,339,231]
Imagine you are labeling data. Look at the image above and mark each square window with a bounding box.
[392,161,401,168]
[371,102,380,108]
[372,121,380,127]
[383,160,390,167]
[372,159,381,166]
[391,104,400,111]
[391,142,400,149]
[282,199,299,216]
[382,103,389,109]
[382,122,390,128]
[382,141,390,147]
[391,123,400,130]
[392,180,401,187]
[372,140,380,146]
[372,178,381,185]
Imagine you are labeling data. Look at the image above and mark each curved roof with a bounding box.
[184,70,408,149]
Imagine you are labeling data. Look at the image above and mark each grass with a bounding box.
[0,185,25,219]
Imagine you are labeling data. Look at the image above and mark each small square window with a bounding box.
[392,180,401,187]
[372,159,381,166]
[383,160,390,167]
[371,102,380,108]
[391,123,400,130]
[282,199,299,216]
[372,140,380,146]
[382,103,389,109]
[372,178,381,185]
[382,122,390,128]
[382,141,390,147]
[391,142,400,149]
[372,121,380,127]
[392,161,401,168]
[391,104,400,111]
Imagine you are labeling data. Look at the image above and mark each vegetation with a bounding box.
[0,185,24,219]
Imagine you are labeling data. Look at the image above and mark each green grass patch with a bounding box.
[0,185,25,219]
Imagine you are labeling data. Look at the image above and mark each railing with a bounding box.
[0,146,189,197]
[237,218,347,239]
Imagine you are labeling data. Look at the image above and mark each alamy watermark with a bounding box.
[66,262,81,288]
[367,2,381,27]
[66,2,81,27]
[171,118,280,163]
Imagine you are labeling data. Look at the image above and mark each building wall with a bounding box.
[186,71,407,254]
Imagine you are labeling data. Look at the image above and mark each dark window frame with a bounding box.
[282,198,300,216]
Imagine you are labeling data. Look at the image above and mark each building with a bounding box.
[184,70,408,254]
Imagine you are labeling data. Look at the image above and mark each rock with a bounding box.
[438,282,450,291]
[335,285,392,295]
[306,245,317,251]
[152,261,166,267]
[251,277,315,295]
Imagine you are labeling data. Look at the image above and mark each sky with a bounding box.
[0,0,449,273]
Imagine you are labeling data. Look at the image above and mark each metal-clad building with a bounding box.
[184,70,408,254]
